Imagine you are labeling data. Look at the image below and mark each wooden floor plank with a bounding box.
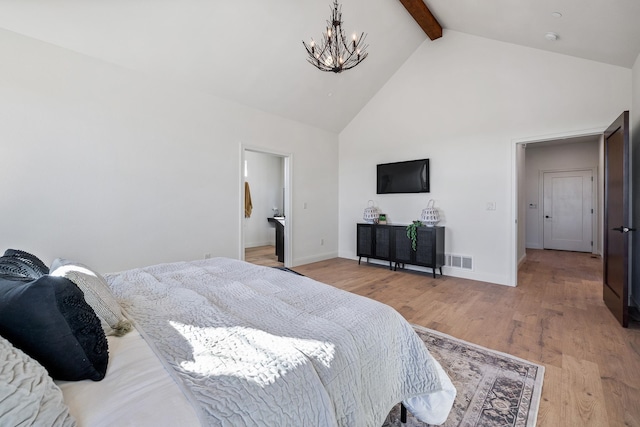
[536,364,562,427]
[561,355,609,426]
[245,245,282,267]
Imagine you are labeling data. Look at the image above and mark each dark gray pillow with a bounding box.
[0,275,108,381]
[0,249,49,280]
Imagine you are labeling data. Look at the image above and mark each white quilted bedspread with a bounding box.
[106,258,447,427]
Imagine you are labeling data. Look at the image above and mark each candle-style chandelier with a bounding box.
[302,0,369,73]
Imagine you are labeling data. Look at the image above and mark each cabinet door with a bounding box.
[374,226,391,259]
[415,228,435,266]
[393,228,414,264]
[357,224,374,257]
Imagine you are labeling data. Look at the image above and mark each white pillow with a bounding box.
[0,335,76,426]
[50,258,132,337]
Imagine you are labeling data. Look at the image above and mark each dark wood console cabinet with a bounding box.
[357,223,445,278]
[267,217,285,262]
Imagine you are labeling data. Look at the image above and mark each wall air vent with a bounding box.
[445,254,473,271]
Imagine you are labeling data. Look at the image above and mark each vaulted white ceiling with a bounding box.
[1,1,638,133]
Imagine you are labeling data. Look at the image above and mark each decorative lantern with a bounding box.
[420,199,440,227]
[363,200,379,224]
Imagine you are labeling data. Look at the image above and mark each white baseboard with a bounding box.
[292,251,338,267]
[342,255,512,286]
[245,241,273,249]
[518,253,527,268]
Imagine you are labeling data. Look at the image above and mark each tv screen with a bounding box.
[377,159,429,194]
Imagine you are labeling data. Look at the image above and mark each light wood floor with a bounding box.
[248,248,640,427]
[245,245,283,267]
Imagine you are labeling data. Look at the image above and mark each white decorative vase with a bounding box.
[363,200,379,224]
[420,199,440,227]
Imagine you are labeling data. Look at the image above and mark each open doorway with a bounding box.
[241,147,292,267]
[512,131,605,286]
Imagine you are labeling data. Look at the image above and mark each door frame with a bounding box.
[240,145,293,267]
[510,128,605,286]
[539,167,597,253]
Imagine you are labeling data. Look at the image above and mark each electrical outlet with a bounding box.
[204,253,211,259]
[486,202,496,211]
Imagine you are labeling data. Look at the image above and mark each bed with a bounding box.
[0,250,455,426]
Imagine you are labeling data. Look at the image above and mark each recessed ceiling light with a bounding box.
[545,32,558,41]
[551,12,562,18]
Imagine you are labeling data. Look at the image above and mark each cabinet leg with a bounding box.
[439,266,443,276]
[358,256,361,265]
[401,403,407,423]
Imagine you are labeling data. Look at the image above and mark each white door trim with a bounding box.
[240,144,293,267]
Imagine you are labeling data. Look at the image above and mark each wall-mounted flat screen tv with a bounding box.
[377,159,429,194]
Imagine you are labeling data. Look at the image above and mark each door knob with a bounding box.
[612,226,636,233]
[545,215,552,219]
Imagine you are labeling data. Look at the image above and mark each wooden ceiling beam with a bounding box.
[398,0,442,40]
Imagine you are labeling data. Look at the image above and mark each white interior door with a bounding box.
[543,170,593,252]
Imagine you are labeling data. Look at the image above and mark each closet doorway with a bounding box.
[241,147,291,267]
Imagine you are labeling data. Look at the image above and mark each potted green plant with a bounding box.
[406,220,423,251]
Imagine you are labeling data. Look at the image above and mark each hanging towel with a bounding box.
[244,182,253,218]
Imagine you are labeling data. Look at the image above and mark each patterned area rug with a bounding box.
[384,325,544,427]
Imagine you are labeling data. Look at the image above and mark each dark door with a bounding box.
[603,111,631,327]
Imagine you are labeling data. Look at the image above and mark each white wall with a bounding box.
[523,141,600,251]
[243,151,283,248]
[632,52,640,308]
[339,30,631,285]
[0,29,339,273]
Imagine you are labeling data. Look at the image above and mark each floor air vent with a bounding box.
[445,254,473,270]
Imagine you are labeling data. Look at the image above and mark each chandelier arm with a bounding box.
[319,44,333,67]
[306,58,331,72]
[337,36,368,67]
[302,41,315,56]
[330,30,339,65]
[304,36,333,67]
[342,33,367,54]
[338,55,368,71]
